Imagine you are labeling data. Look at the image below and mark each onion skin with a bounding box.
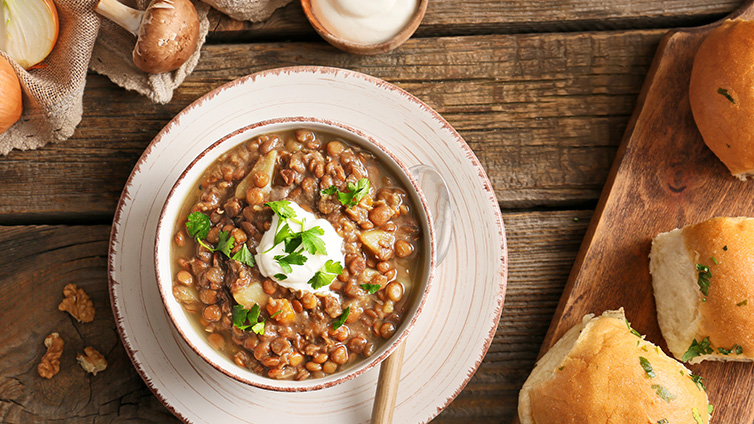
[0,55,22,134]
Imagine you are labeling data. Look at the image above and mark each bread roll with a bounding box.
[650,216,754,364]
[518,309,710,424]
[689,19,754,180]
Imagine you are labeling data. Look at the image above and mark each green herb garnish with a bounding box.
[557,366,565,371]
[717,344,743,355]
[321,178,370,208]
[186,211,211,240]
[692,407,704,424]
[307,260,344,290]
[690,373,706,391]
[639,356,655,378]
[216,231,235,257]
[333,306,350,330]
[657,419,668,424]
[231,244,255,267]
[274,251,308,273]
[718,87,735,104]
[361,283,381,294]
[708,404,714,414]
[723,245,728,251]
[625,318,643,338]
[712,256,719,265]
[265,200,297,219]
[682,337,713,362]
[737,299,748,307]
[696,264,712,296]
[651,384,676,403]
[232,304,279,335]
[274,273,288,280]
[297,226,326,255]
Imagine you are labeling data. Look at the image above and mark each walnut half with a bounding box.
[77,347,107,376]
[58,283,95,323]
[37,333,64,379]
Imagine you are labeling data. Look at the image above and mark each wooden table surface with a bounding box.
[0,1,745,422]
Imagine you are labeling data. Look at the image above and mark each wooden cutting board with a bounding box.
[519,1,754,423]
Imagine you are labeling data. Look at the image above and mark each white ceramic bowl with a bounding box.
[154,116,449,391]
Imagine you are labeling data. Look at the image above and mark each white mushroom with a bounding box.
[95,0,200,74]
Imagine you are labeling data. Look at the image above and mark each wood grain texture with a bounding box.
[205,0,740,41]
[0,226,177,423]
[0,30,663,221]
[535,3,754,424]
[0,211,590,423]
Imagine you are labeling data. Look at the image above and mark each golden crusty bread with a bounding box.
[650,216,754,364]
[689,19,754,180]
[518,309,710,424]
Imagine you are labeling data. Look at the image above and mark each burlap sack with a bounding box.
[1,0,293,155]
[89,0,211,105]
[0,0,100,155]
[203,0,293,22]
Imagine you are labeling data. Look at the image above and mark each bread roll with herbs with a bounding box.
[689,19,754,180]
[650,216,754,364]
[518,309,711,424]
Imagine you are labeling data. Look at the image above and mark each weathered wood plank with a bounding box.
[0,31,661,220]
[205,0,739,41]
[0,210,591,422]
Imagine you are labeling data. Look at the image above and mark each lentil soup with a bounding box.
[169,125,425,382]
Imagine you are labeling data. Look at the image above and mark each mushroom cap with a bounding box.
[132,0,200,74]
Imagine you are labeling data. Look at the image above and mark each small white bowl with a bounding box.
[155,117,448,391]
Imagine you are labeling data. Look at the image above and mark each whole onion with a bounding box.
[0,55,22,134]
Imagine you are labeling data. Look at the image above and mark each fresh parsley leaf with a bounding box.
[324,178,371,208]
[651,384,676,403]
[718,87,735,104]
[682,337,713,362]
[361,283,381,294]
[718,344,743,355]
[308,271,335,290]
[708,404,714,414]
[274,251,308,273]
[690,373,707,391]
[692,407,704,424]
[299,226,326,255]
[186,212,211,240]
[333,307,350,330]
[321,186,338,195]
[216,231,235,257]
[639,356,655,378]
[273,222,294,248]
[274,273,288,280]
[696,264,712,296]
[231,244,256,267]
[247,303,261,325]
[322,259,344,274]
[197,238,216,252]
[232,304,251,330]
[737,299,748,307]
[307,260,344,290]
[265,200,297,219]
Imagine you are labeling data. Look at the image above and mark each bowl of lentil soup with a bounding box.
[155,117,446,391]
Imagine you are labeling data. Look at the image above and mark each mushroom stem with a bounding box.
[95,0,144,36]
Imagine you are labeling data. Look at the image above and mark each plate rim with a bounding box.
[108,65,508,423]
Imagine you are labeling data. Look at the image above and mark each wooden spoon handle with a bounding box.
[371,341,407,424]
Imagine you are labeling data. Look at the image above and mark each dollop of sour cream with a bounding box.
[311,0,419,45]
[255,202,345,293]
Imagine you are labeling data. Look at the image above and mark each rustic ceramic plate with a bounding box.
[108,66,507,423]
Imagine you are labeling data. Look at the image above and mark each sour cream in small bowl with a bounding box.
[301,0,428,55]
